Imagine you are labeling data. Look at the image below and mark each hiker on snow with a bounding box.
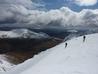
[65,43,67,48]
[83,35,86,42]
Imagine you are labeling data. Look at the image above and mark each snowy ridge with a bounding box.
[0,29,49,39]
[0,54,15,72]
[2,33,98,74]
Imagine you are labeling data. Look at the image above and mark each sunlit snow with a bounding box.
[2,33,98,74]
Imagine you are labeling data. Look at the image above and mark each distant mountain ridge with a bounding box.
[0,29,50,39]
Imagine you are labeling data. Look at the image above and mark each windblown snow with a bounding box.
[2,33,98,74]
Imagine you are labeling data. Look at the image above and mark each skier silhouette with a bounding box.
[83,35,86,42]
[65,43,68,48]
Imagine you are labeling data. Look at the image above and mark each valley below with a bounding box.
[0,37,63,65]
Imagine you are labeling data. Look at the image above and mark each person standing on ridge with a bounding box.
[65,43,68,48]
[83,35,86,42]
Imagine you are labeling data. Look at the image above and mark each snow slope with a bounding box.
[0,54,15,72]
[2,33,98,74]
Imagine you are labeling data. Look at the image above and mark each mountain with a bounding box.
[2,33,98,74]
[0,28,51,54]
[0,29,50,39]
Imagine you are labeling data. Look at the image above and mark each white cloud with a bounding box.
[0,6,98,28]
[0,0,45,9]
[74,0,97,6]
[0,0,98,29]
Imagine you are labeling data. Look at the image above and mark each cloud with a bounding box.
[0,0,45,9]
[0,0,45,26]
[0,0,98,29]
[74,0,97,6]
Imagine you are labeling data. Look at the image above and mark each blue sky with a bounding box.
[39,0,98,11]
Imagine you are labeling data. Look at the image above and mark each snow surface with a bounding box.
[0,54,15,72]
[2,33,98,74]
